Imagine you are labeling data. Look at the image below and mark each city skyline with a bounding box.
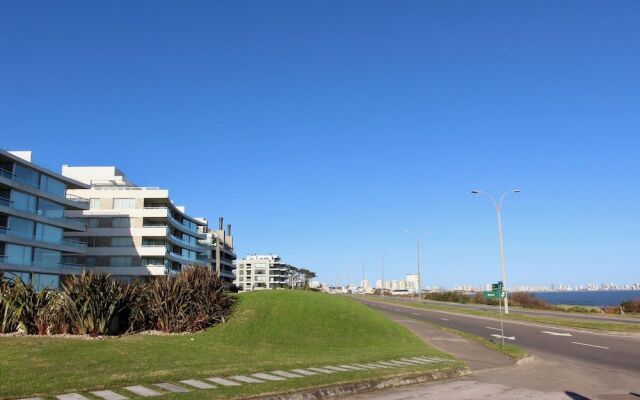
[2,1,639,286]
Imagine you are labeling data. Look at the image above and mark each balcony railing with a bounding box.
[0,226,87,249]
[0,197,87,229]
[0,255,85,270]
[65,193,89,206]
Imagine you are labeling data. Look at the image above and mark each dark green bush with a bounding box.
[621,300,640,313]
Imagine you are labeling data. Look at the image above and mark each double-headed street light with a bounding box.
[471,189,522,314]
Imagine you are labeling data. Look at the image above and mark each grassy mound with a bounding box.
[0,290,450,399]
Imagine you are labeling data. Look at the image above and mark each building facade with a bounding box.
[0,150,89,289]
[61,166,210,280]
[234,254,291,291]
[198,217,236,283]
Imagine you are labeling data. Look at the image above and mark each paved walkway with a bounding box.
[19,356,453,400]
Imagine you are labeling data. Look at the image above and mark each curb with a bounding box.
[242,367,471,400]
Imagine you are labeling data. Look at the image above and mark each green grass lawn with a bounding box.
[363,296,640,332]
[0,290,456,399]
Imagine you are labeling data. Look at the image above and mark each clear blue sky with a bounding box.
[1,1,638,288]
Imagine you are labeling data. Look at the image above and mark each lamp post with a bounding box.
[403,230,429,304]
[471,189,521,314]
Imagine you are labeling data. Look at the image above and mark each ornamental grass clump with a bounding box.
[0,266,235,336]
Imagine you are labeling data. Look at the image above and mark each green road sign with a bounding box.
[491,281,504,291]
[483,290,506,299]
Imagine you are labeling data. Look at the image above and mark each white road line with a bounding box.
[439,317,450,321]
[571,341,609,350]
[542,330,573,337]
[491,334,515,341]
[486,326,503,331]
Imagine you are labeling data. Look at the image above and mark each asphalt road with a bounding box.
[355,297,640,374]
[381,296,640,325]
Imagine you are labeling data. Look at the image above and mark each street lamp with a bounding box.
[471,189,521,314]
[403,230,427,304]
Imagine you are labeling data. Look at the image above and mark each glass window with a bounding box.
[33,248,62,266]
[141,257,164,266]
[5,244,32,265]
[113,198,136,209]
[35,223,63,243]
[112,217,130,228]
[88,218,99,228]
[111,237,133,247]
[85,256,97,266]
[39,175,66,197]
[8,216,34,239]
[89,198,102,209]
[10,190,37,212]
[37,198,64,218]
[2,271,31,285]
[14,164,40,188]
[32,273,59,290]
[109,256,132,267]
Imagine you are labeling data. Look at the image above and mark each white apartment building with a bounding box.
[0,150,89,289]
[234,254,291,291]
[61,166,209,279]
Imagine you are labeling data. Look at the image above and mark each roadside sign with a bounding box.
[491,281,503,291]
[483,290,506,299]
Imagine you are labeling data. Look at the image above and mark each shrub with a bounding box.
[509,292,550,309]
[621,300,640,313]
[423,291,471,304]
[0,278,20,333]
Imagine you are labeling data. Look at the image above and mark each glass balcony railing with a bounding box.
[0,255,85,270]
[0,226,87,249]
[0,197,87,229]
[1,168,89,206]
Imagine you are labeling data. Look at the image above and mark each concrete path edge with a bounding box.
[240,367,471,400]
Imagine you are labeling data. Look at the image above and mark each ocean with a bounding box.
[532,290,640,307]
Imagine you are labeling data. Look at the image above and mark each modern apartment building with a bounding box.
[61,166,210,280]
[0,150,89,289]
[234,254,291,291]
[198,217,236,283]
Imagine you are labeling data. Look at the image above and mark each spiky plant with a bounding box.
[0,278,20,334]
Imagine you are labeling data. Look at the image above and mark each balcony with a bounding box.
[0,197,87,231]
[0,255,86,275]
[1,168,89,209]
[0,226,87,249]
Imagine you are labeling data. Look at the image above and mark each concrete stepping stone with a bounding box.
[123,386,162,397]
[376,361,397,367]
[56,394,90,400]
[291,369,319,376]
[154,383,190,393]
[352,363,378,369]
[251,373,285,381]
[307,367,336,374]
[206,377,241,387]
[90,390,129,400]
[271,370,304,378]
[399,358,424,364]
[339,365,365,370]
[229,375,265,384]
[389,360,414,366]
[179,380,215,389]
[323,366,351,372]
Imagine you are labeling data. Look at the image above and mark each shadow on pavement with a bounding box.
[565,392,590,400]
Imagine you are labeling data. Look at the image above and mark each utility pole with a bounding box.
[417,239,421,304]
[381,255,385,297]
[362,262,365,293]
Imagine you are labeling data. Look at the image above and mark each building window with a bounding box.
[14,164,40,188]
[10,190,37,213]
[109,257,132,267]
[32,273,59,290]
[112,217,131,228]
[89,198,101,209]
[37,198,64,219]
[39,175,66,197]
[113,198,136,209]
[35,223,63,243]
[5,244,32,265]
[8,216,35,239]
[88,218,100,228]
[33,248,61,266]
[111,237,133,247]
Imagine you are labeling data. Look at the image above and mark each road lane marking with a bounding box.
[491,334,515,340]
[439,318,450,321]
[542,330,573,337]
[486,327,503,331]
[571,342,609,350]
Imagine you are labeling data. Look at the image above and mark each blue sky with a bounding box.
[1,1,638,287]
